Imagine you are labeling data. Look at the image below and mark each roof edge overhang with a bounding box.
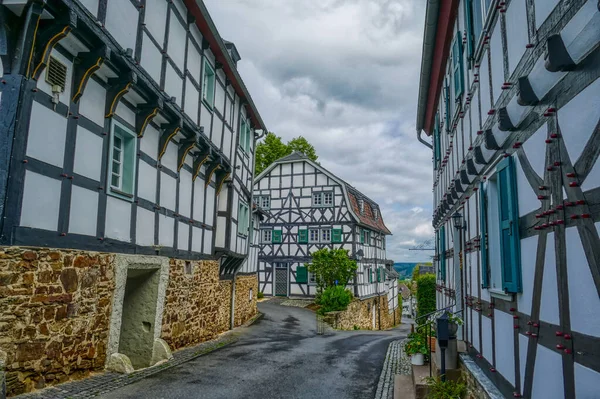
[186,0,267,132]
[415,0,459,136]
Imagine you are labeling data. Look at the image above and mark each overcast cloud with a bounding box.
[205,0,433,262]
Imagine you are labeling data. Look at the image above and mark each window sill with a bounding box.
[488,289,514,301]
[202,98,214,111]
[108,188,134,202]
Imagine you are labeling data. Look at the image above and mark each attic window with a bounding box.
[374,209,379,220]
[45,56,67,92]
[359,199,365,214]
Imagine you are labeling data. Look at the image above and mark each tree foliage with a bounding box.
[254,132,318,175]
[316,286,354,315]
[307,248,357,292]
[416,274,436,323]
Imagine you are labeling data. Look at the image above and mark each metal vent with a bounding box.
[45,56,67,92]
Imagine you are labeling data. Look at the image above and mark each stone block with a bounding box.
[106,353,134,374]
[151,338,173,365]
[60,268,78,292]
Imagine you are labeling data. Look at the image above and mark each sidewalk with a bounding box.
[13,313,262,399]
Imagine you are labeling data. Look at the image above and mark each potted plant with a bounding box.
[447,312,463,337]
[405,333,428,366]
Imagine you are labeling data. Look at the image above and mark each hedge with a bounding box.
[416,274,436,323]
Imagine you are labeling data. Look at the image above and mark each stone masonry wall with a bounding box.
[0,247,115,396]
[233,275,258,327]
[327,295,400,330]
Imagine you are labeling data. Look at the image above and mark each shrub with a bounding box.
[307,248,357,291]
[405,332,428,356]
[424,376,466,399]
[416,274,436,322]
[316,286,353,315]
[257,292,264,299]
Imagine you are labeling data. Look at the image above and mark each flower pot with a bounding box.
[429,336,437,353]
[410,353,425,366]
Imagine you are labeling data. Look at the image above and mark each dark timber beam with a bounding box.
[177,137,196,171]
[31,9,78,80]
[105,71,137,118]
[136,98,164,138]
[158,119,183,161]
[12,0,44,77]
[192,147,211,181]
[215,170,230,196]
[72,45,110,103]
[205,160,221,188]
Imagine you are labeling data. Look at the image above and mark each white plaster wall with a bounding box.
[200,104,211,131]
[158,214,174,247]
[193,179,205,222]
[105,196,131,242]
[539,233,559,325]
[187,43,201,82]
[177,222,189,251]
[79,78,106,127]
[141,124,160,159]
[160,173,176,211]
[205,185,215,226]
[575,362,600,399]
[115,102,136,127]
[27,102,67,168]
[505,0,528,76]
[164,64,183,107]
[138,161,157,202]
[517,235,537,315]
[566,226,600,337]
[559,78,600,163]
[191,226,203,252]
[216,216,226,248]
[479,52,492,118]
[141,33,163,84]
[105,0,138,51]
[522,123,547,178]
[212,117,223,149]
[515,157,539,217]
[79,0,99,17]
[203,229,212,253]
[136,206,155,247]
[582,154,600,191]
[144,0,167,44]
[73,125,103,181]
[519,334,528,386]
[494,311,515,386]
[215,83,225,116]
[69,186,98,236]
[184,78,199,123]
[481,317,492,361]
[162,141,178,171]
[172,0,187,19]
[489,22,503,106]
[20,171,61,231]
[177,172,191,218]
[531,345,563,398]
[168,12,186,71]
[535,0,560,29]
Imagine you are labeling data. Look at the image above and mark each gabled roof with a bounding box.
[255,152,392,235]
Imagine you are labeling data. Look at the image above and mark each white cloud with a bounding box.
[205,0,432,262]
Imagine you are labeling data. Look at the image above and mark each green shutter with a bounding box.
[453,32,464,99]
[332,228,342,243]
[434,113,441,169]
[296,266,308,284]
[464,0,474,62]
[298,229,308,243]
[360,228,364,243]
[480,182,490,288]
[497,157,522,293]
[272,229,282,243]
[440,226,446,281]
[368,269,373,283]
[377,268,382,283]
[444,83,450,131]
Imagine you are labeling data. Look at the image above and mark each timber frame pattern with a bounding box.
[417,0,600,397]
[0,0,266,278]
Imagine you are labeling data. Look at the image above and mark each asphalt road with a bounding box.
[100,299,409,399]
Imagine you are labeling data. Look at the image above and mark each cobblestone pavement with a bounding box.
[373,339,412,399]
[13,314,261,399]
[279,299,314,308]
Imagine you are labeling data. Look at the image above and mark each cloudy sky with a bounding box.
[204,0,433,263]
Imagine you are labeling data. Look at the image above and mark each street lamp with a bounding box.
[452,211,464,230]
[355,249,364,261]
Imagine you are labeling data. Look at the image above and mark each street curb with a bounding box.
[244,312,263,327]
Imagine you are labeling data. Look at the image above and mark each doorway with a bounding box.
[275,263,288,296]
[118,268,160,369]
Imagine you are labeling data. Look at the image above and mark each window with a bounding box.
[239,117,251,153]
[108,120,137,199]
[373,208,379,220]
[321,229,331,242]
[202,60,215,107]
[312,192,322,206]
[452,31,464,101]
[261,229,272,243]
[323,192,333,206]
[480,156,522,293]
[359,199,365,214]
[308,271,316,284]
[260,196,270,209]
[359,228,364,244]
[362,230,370,246]
[238,203,249,236]
[229,100,235,126]
[466,0,494,55]
[367,267,373,284]
[309,228,319,243]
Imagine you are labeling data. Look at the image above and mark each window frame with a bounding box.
[323,192,333,207]
[237,202,250,236]
[309,228,320,243]
[261,229,272,244]
[312,192,323,207]
[202,59,216,108]
[321,228,331,243]
[107,119,137,201]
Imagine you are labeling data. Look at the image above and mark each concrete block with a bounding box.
[152,338,173,365]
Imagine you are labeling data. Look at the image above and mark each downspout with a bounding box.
[417,129,433,149]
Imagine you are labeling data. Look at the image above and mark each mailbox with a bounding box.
[437,311,450,348]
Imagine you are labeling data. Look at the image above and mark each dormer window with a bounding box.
[374,209,379,220]
[359,199,365,214]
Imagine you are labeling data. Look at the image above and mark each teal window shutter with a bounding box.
[452,32,464,99]
[298,229,308,243]
[377,268,382,283]
[360,228,364,244]
[368,269,373,283]
[440,226,446,281]
[434,114,441,169]
[471,0,483,46]
[272,229,282,243]
[332,228,342,243]
[296,266,308,284]
[444,83,451,131]
[464,0,474,62]
[479,182,489,288]
[497,157,522,293]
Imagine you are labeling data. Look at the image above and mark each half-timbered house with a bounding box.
[415,0,599,397]
[254,152,400,329]
[0,0,264,394]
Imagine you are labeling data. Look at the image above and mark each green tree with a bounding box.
[416,274,436,322]
[254,132,318,175]
[307,248,357,292]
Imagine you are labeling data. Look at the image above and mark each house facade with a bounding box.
[254,152,400,329]
[415,0,599,397]
[0,0,264,395]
